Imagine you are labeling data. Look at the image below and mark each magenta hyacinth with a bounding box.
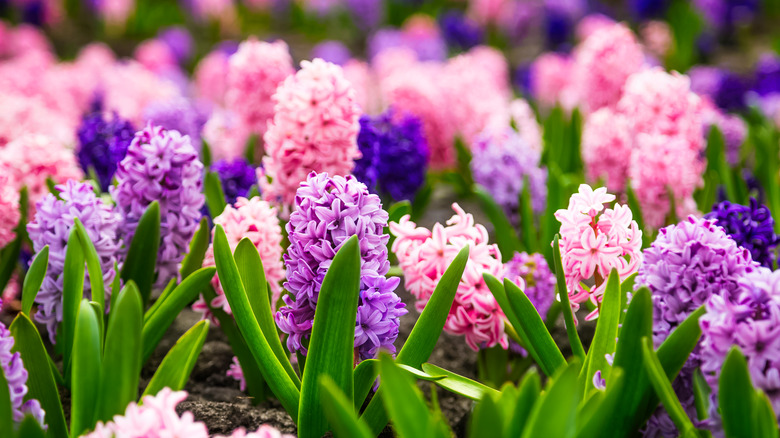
[0,320,45,424]
[111,124,205,288]
[275,172,406,361]
[27,180,123,342]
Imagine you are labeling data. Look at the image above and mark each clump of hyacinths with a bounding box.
[210,158,257,205]
[706,198,779,269]
[555,184,643,319]
[76,103,135,192]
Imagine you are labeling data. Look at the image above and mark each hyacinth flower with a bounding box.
[111,124,205,288]
[76,105,135,192]
[391,203,508,350]
[0,319,45,425]
[210,158,257,205]
[555,184,643,320]
[706,198,779,269]
[353,109,429,202]
[636,215,756,436]
[275,172,406,361]
[0,174,21,249]
[261,59,361,208]
[27,180,122,342]
[142,96,210,147]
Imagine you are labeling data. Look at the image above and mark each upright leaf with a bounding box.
[73,217,105,310]
[180,217,210,280]
[378,355,435,438]
[753,390,780,438]
[719,348,756,438]
[507,369,541,437]
[21,246,48,315]
[469,392,503,438]
[642,338,697,436]
[581,269,621,393]
[552,235,586,361]
[519,175,538,253]
[17,414,47,438]
[521,360,581,438]
[62,229,85,378]
[120,201,160,305]
[484,273,541,369]
[142,320,210,398]
[319,376,373,438]
[0,358,12,431]
[71,300,102,437]
[205,171,228,218]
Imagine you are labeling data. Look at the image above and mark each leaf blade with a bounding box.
[21,246,48,315]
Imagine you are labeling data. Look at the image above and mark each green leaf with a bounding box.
[469,391,504,438]
[142,320,210,398]
[120,201,160,306]
[71,300,102,437]
[410,174,434,221]
[180,217,210,280]
[205,171,228,218]
[484,274,541,370]
[397,364,445,381]
[521,360,581,438]
[693,368,711,423]
[541,165,565,264]
[212,225,300,417]
[519,175,539,253]
[719,347,756,438]
[581,269,621,393]
[0,354,12,430]
[98,283,143,423]
[299,235,361,438]
[619,273,637,326]
[319,376,373,438]
[353,358,378,410]
[9,313,68,438]
[421,363,500,401]
[642,338,697,436]
[474,185,521,260]
[17,414,47,438]
[245,134,258,164]
[504,278,566,375]
[201,138,212,167]
[62,228,85,379]
[506,369,540,437]
[1,190,29,293]
[22,245,48,315]
[73,217,106,310]
[387,201,411,224]
[753,390,780,438]
[626,182,651,248]
[142,267,216,363]
[234,239,298,387]
[378,354,435,438]
[575,368,626,438]
[552,235,586,362]
[362,246,469,434]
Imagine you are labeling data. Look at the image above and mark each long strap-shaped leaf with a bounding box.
[62,229,86,381]
[421,363,501,401]
[120,201,160,306]
[719,348,757,438]
[142,320,210,398]
[21,245,48,315]
[180,217,210,280]
[552,235,586,361]
[299,235,361,438]
[205,171,227,218]
[580,269,620,394]
[9,313,68,438]
[377,355,441,438]
[361,246,469,435]
[474,186,522,260]
[520,360,581,438]
[320,376,373,438]
[73,217,105,310]
[71,300,102,437]
[212,224,300,417]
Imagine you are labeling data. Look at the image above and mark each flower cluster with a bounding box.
[0,320,45,424]
[27,180,122,342]
[0,175,20,249]
[700,267,780,421]
[706,199,779,269]
[261,59,361,207]
[142,96,210,146]
[581,108,632,192]
[275,172,406,361]
[111,124,205,287]
[211,158,257,205]
[353,109,429,202]
[503,252,556,318]
[225,38,294,135]
[390,203,508,350]
[470,127,547,226]
[76,105,136,192]
[82,388,293,438]
[555,185,643,319]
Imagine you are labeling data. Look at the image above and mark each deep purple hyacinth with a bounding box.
[700,267,780,423]
[0,321,45,424]
[275,172,406,361]
[345,0,382,30]
[637,215,757,437]
[27,180,122,342]
[111,124,205,288]
[76,107,136,192]
[142,97,210,146]
[714,72,749,112]
[470,128,547,227]
[353,109,429,202]
[753,53,780,97]
[629,0,669,19]
[211,158,257,205]
[438,10,484,52]
[706,198,779,269]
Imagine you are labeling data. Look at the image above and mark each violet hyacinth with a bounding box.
[143,97,210,146]
[275,172,406,361]
[706,198,779,269]
[504,252,555,318]
[111,124,205,288]
[0,320,45,425]
[76,105,136,192]
[353,109,429,202]
[211,158,257,205]
[637,215,757,437]
[28,180,122,342]
[438,10,483,51]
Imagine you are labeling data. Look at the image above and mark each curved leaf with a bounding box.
[142,320,210,398]
[519,175,538,253]
[71,300,102,437]
[581,269,620,393]
[521,360,581,438]
[21,245,48,315]
[319,376,373,438]
[377,355,435,438]
[552,234,586,361]
[353,358,378,410]
[120,201,160,306]
[421,363,500,401]
[205,171,227,218]
[62,229,85,379]
[719,348,756,438]
[642,338,697,436]
[180,217,210,280]
[73,217,105,309]
[484,273,540,366]
[753,390,779,438]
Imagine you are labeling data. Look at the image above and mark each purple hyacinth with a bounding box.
[310,40,352,66]
[504,252,556,318]
[367,28,447,62]
[753,53,780,97]
[706,198,779,269]
[142,97,210,146]
[111,124,205,288]
[438,10,484,52]
[689,66,726,100]
[157,27,194,65]
[353,109,429,202]
[27,180,122,342]
[211,158,257,205]
[700,267,780,424]
[714,72,749,112]
[692,0,759,33]
[345,0,382,30]
[470,128,547,227]
[637,215,757,437]
[76,107,135,192]
[275,172,407,361]
[629,0,669,20]
[0,321,45,425]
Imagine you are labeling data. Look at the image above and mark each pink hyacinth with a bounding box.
[225,38,294,135]
[134,39,179,75]
[0,174,20,252]
[529,52,577,110]
[641,21,673,59]
[100,61,181,126]
[193,196,285,321]
[0,92,74,146]
[390,203,508,350]
[581,107,632,192]
[0,134,83,212]
[261,58,361,207]
[575,13,616,40]
[202,109,251,161]
[555,184,643,319]
[573,22,644,113]
[194,50,230,104]
[508,98,543,152]
[342,59,379,114]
